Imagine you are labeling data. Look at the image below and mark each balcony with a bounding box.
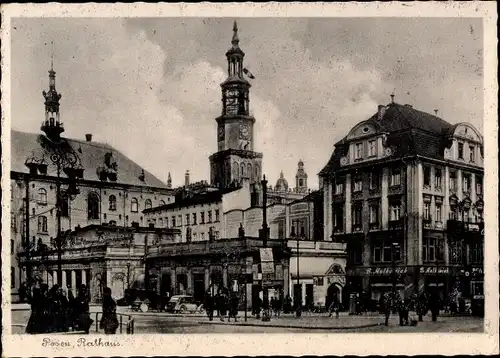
[423,218,432,229]
[369,222,380,231]
[389,219,404,230]
[447,220,484,235]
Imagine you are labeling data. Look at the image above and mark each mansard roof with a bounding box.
[11,130,170,189]
[320,102,473,176]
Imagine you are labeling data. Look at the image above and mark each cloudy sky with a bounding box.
[10,17,483,188]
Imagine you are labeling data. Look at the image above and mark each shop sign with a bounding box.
[420,267,449,275]
[261,261,275,275]
[366,267,408,276]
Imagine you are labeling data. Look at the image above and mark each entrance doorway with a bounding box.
[193,274,205,304]
[305,284,314,309]
[326,283,340,309]
[160,273,172,297]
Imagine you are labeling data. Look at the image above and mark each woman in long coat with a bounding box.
[26,284,49,334]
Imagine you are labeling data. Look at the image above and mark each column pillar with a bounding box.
[285,205,291,239]
[61,270,67,289]
[323,180,329,240]
[457,169,463,200]
[187,268,193,295]
[204,267,210,290]
[327,180,333,240]
[223,265,228,288]
[345,174,352,233]
[470,173,477,202]
[53,270,58,285]
[71,270,77,296]
[171,269,177,295]
[301,283,306,306]
[283,264,289,300]
[82,269,87,289]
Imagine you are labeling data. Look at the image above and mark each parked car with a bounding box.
[165,295,203,313]
[117,289,169,312]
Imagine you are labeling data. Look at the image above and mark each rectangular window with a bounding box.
[352,205,362,226]
[172,216,176,227]
[192,232,197,241]
[435,204,442,222]
[458,142,464,159]
[355,143,363,159]
[374,240,401,263]
[423,238,444,262]
[368,140,377,157]
[178,215,182,226]
[391,168,401,187]
[369,203,379,224]
[435,168,442,188]
[390,203,401,221]
[450,171,457,191]
[192,213,197,225]
[38,216,47,233]
[201,232,205,241]
[353,176,362,192]
[476,176,483,195]
[335,182,344,195]
[449,242,463,264]
[186,214,190,226]
[423,166,431,186]
[215,210,220,222]
[424,203,431,220]
[208,211,213,223]
[11,239,14,255]
[469,146,475,162]
[469,242,483,264]
[200,212,205,224]
[369,171,379,190]
[463,174,470,193]
[11,267,15,289]
[334,206,344,231]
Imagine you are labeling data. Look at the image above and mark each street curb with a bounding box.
[196,320,383,330]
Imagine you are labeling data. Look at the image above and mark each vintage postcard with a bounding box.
[1,2,498,356]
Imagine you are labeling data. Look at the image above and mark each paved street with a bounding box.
[11,306,484,334]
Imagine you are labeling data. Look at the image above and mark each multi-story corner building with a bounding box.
[319,98,484,305]
[11,63,175,302]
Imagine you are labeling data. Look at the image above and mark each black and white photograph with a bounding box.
[1,2,498,356]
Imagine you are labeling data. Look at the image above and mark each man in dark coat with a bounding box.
[205,292,214,321]
[228,293,239,322]
[428,291,440,322]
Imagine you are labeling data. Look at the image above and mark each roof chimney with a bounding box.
[85,133,93,142]
[185,170,190,186]
[434,109,439,116]
[377,105,386,121]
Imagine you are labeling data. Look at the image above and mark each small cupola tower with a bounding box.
[41,54,64,141]
[295,159,308,193]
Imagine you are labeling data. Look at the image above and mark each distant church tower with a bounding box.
[41,56,64,141]
[209,21,263,189]
[295,160,308,193]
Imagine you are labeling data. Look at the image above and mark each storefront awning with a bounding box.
[290,257,342,279]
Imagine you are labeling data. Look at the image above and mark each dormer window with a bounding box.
[469,145,475,163]
[355,143,363,160]
[368,140,377,157]
[458,142,464,159]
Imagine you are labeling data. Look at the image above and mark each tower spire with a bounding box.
[41,48,63,141]
[232,20,239,46]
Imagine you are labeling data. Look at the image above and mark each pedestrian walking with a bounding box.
[205,291,214,321]
[26,283,49,334]
[398,298,410,326]
[382,292,392,326]
[73,284,93,333]
[428,290,440,322]
[100,287,119,334]
[328,299,340,318]
[254,296,262,319]
[217,291,228,321]
[228,293,239,322]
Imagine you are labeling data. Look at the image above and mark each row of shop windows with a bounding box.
[348,239,483,265]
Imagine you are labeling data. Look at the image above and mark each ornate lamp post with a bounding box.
[290,227,302,317]
[260,175,271,321]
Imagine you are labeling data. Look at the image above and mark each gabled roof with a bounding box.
[11,130,169,189]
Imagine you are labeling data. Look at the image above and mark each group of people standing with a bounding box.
[204,289,240,322]
[26,282,119,335]
[380,290,442,326]
[26,283,92,334]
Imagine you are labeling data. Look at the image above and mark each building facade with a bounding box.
[266,160,311,205]
[10,64,175,302]
[320,99,484,305]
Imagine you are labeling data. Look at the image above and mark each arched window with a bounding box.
[38,216,48,233]
[159,218,163,227]
[60,195,69,217]
[145,199,152,210]
[38,188,47,205]
[159,200,166,206]
[247,163,252,180]
[109,195,117,211]
[240,163,245,177]
[87,192,100,220]
[254,164,260,181]
[131,198,138,213]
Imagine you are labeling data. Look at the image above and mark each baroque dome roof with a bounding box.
[275,171,289,191]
